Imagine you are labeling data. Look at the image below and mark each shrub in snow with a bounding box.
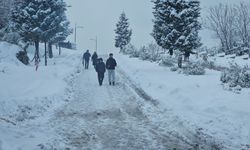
[182,62,206,75]
[123,43,140,58]
[147,43,163,62]
[221,63,250,88]
[170,66,179,72]
[0,27,20,44]
[239,69,250,88]
[123,43,163,61]
[123,43,136,55]
[16,51,29,65]
[2,32,20,44]
[160,55,176,67]
[139,46,151,60]
[200,60,216,70]
[131,50,140,58]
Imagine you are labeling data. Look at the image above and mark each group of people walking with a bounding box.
[82,50,117,86]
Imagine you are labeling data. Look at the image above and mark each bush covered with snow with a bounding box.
[122,43,140,58]
[140,43,163,62]
[221,63,250,88]
[139,46,151,60]
[159,55,176,67]
[182,62,206,75]
[122,44,136,55]
[123,43,164,61]
[0,28,21,44]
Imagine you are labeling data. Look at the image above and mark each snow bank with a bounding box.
[212,56,250,68]
[116,52,250,149]
[0,42,82,124]
[0,42,22,66]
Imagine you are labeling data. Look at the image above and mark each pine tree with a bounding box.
[152,0,201,56]
[39,0,72,62]
[11,0,47,62]
[11,0,71,64]
[114,12,132,52]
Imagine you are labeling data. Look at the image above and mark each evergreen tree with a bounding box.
[39,0,72,62]
[152,0,201,56]
[11,0,71,64]
[0,0,13,29]
[11,0,46,62]
[114,12,132,52]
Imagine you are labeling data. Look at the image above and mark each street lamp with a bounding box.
[74,23,84,45]
[90,36,98,52]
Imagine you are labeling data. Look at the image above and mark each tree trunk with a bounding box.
[178,55,182,68]
[34,40,40,62]
[33,40,40,71]
[169,49,173,56]
[48,42,53,58]
[45,42,47,66]
[59,45,61,55]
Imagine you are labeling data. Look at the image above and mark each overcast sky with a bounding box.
[65,0,248,54]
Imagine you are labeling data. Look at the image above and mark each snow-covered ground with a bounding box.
[1,41,250,149]
[116,52,250,149]
[0,42,82,149]
[0,42,223,149]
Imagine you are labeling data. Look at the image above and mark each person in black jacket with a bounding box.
[83,50,91,69]
[91,52,98,68]
[95,58,106,86]
[106,53,117,85]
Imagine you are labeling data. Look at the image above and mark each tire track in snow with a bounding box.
[38,66,222,150]
[116,66,223,150]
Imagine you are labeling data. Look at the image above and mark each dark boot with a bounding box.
[109,82,111,85]
[112,82,115,85]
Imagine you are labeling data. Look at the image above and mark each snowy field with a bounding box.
[116,52,250,149]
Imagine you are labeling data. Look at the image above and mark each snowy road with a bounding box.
[0,63,222,150]
[36,66,221,150]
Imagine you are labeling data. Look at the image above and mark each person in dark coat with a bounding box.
[106,53,117,85]
[83,50,91,69]
[95,58,106,86]
[91,52,98,68]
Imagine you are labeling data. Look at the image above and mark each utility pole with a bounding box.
[90,36,98,52]
[74,23,84,46]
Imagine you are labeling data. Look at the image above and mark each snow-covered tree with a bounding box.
[114,12,132,52]
[152,0,202,56]
[0,0,13,29]
[205,3,236,52]
[11,0,71,64]
[11,0,47,62]
[48,19,72,57]
[233,2,250,48]
[39,0,72,63]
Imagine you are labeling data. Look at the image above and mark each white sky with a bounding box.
[65,0,249,53]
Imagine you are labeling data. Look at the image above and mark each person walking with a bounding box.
[91,52,98,68]
[106,53,117,85]
[83,50,91,69]
[95,58,106,86]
